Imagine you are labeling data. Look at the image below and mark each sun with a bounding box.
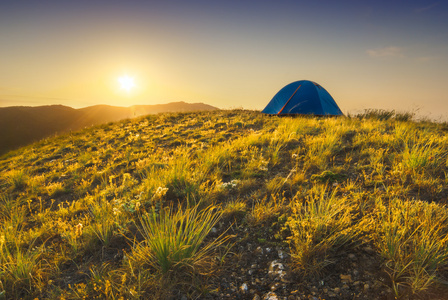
[118,74,136,92]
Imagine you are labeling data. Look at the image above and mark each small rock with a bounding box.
[348,253,356,260]
[263,292,278,300]
[269,260,286,279]
[278,250,286,259]
[269,260,284,271]
[270,282,281,291]
[265,247,272,253]
[253,294,261,300]
[255,247,264,255]
[210,227,218,234]
[240,283,248,294]
[353,270,359,276]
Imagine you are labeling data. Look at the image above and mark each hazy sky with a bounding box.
[1,1,448,119]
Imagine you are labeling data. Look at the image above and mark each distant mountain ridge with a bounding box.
[0,101,218,155]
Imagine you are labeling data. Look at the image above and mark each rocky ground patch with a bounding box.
[203,225,393,300]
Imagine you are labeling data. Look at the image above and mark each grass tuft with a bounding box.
[287,186,359,277]
[131,204,226,276]
[373,198,448,296]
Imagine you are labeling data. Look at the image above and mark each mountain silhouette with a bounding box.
[0,101,218,155]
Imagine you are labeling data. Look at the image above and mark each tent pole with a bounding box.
[278,85,301,115]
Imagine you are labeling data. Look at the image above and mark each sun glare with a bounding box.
[118,74,136,92]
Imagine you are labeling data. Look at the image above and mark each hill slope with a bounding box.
[1,110,448,299]
[0,101,218,155]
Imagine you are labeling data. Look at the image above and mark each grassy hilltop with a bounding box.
[1,109,448,299]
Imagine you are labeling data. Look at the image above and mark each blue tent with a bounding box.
[262,80,343,116]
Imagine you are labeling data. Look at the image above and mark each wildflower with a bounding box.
[155,186,168,197]
[221,182,229,189]
[220,179,239,189]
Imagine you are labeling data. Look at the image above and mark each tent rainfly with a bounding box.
[262,80,343,116]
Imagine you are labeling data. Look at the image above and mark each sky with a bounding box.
[1,0,448,119]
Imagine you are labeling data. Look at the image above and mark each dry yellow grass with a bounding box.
[0,109,448,298]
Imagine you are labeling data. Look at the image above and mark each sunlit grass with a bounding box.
[373,198,448,296]
[0,109,448,298]
[88,195,120,247]
[0,240,48,297]
[287,186,359,276]
[6,169,28,191]
[131,204,225,276]
[222,199,247,222]
[248,194,287,225]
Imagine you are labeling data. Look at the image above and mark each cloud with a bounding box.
[366,46,405,58]
[415,2,439,13]
[416,56,439,62]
